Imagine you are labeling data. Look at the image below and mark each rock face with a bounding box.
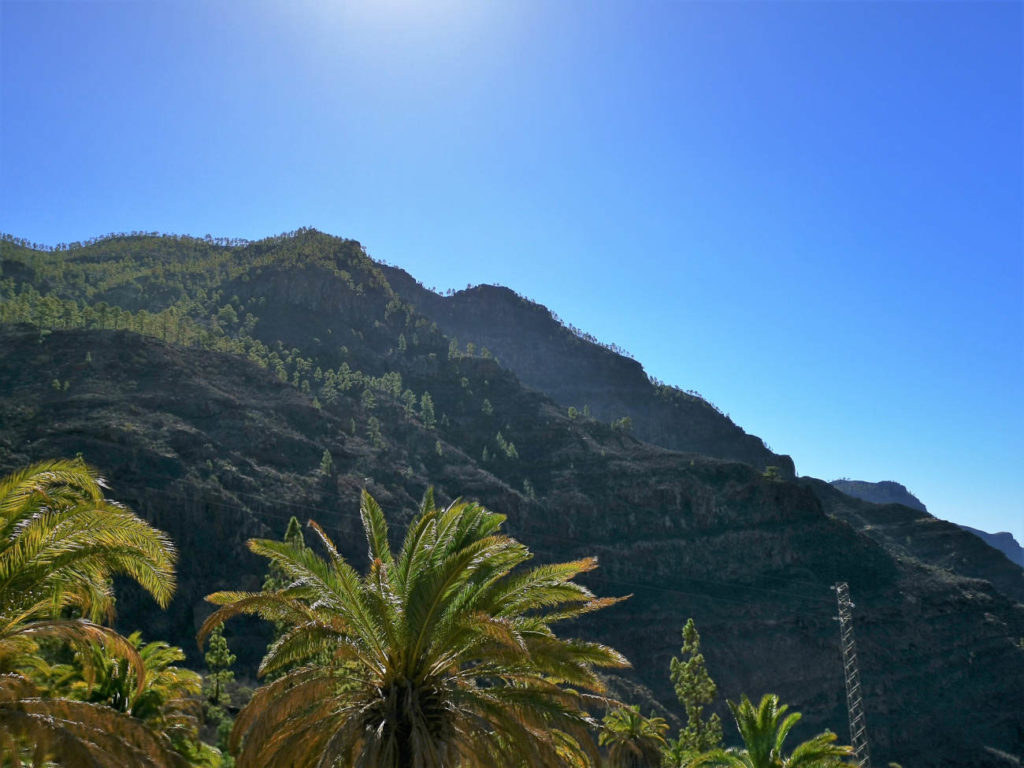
[1,231,1023,767]
[830,479,928,512]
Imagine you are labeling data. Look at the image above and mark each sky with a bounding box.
[2,0,1022,541]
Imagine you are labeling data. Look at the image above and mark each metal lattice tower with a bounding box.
[832,582,871,768]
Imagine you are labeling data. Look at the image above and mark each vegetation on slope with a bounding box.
[2,230,1023,766]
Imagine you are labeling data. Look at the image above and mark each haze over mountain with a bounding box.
[2,230,1022,767]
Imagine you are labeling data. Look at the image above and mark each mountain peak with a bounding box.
[830,479,927,512]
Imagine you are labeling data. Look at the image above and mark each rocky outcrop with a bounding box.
[830,479,928,512]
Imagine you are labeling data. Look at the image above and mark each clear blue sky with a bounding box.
[2,1,1021,541]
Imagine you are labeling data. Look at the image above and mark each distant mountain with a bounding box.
[959,526,1024,569]
[2,229,1023,767]
[830,479,928,512]
[830,479,1024,578]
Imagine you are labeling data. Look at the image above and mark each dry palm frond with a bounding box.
[0,671,192,768]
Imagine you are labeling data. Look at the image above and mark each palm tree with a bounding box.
[200,489,631,768]
[0,459,185,767]
[688,694,852,768]
[599,705,670,768]
[0,459,176,627]
[49,632,203,751]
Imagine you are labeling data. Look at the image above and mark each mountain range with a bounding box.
[1,229,1022,767]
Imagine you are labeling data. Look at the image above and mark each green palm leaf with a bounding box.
[689,694,853,768]
[0,459,183,767]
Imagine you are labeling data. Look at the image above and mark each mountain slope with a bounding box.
[806,479,1024,605]
[959,526,1024,569]
[2,231,1023,766]
[380,268,795,477]
[3,325,1023,767]
[823,480,1024,595]
[384,270,1024,610]
[832,479,1024,572]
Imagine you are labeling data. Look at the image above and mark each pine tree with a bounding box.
[203,623,237,763]
[667,618,722,762]
[401,389,417,415]
[420,392,436,429]
[203,624,235,708]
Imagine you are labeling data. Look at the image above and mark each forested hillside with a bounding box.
[2,230,1023,767]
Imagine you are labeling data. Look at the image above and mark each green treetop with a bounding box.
[203,624,236,708]
[689,694,851,768]
[668,618,723,762]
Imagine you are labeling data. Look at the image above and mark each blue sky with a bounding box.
[2,0,1021,541]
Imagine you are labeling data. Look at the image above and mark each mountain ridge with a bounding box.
[380,265,796,477]
[380,262,1024,608]
[958,526,1024,569]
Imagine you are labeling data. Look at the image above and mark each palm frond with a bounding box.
[0,673,191,768]
[0,461,183,766]
[360,489,394,568]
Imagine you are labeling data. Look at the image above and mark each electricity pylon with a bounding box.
[833,582,871,768]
